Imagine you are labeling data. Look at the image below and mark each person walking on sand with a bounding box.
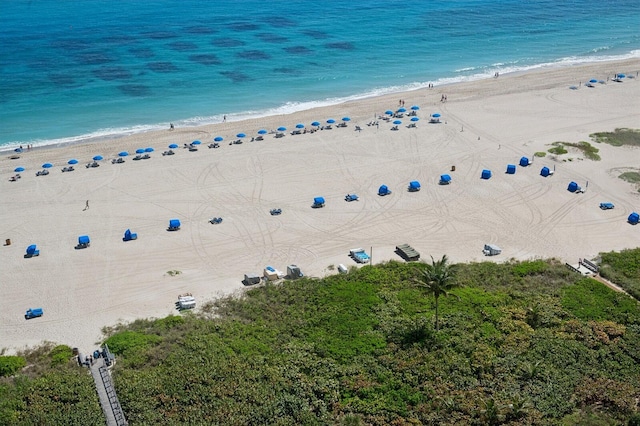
[223,115,226,122]
[84,200,89,211]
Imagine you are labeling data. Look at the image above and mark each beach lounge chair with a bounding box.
[407,123,417,128]
[270,208,282,215]
[76,235,90,249]
[122,229,138,241]
[188,145,198,151]
[24,244,40,258]
[168,219,181,231]
[312,197,325,208]
[275,132,285,138]
[133,155,142,160]
[391,125,399,131]
[162,149,175,155]
[355,125,362,132]
[142,153,150,159]
[255,136,264,141]
[345,194,359,202]
[209,217,223,224]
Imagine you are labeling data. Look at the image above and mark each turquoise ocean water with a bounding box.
[1,0,639,149]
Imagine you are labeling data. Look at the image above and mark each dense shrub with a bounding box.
[0,356,26,377]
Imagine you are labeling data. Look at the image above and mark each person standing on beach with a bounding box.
[223,115,226,122]
[84,200,89,211]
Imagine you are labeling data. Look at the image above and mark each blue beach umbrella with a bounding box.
[14,148,23,153]
[236,133,246,138]
[393,120,402,125]
[397,107,406,113]
[135,148,145,154]
[311,121,320,127]
[411,117,420,122]
[589,79,598,83]
[169,143,179,149]
[327,119,336,124]
[295,123,305,129]
[411,105,420,110]
[191,140,201,145]
[342,117,350,122]
[277,126,287,132]
[385,110,393,115]
[42,163,53,169]
[617,73,626,78]
[145,147,154,153]
[258,129,267,135]
[93,155,103,161]
[432,113,441,118]
[214,136,223,142]
[68,159,79,165]
[119,151,129,157]
[14,167,25,172]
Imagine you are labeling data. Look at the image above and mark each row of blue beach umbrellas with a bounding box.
[12,110,427,172]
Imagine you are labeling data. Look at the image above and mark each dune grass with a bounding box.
[591,128,640,147]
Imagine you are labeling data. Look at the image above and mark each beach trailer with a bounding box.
[312,197,325,208]
[506,164,516,174]
[287,264,303,279]
[408,181,421,192]
[25,308,43,320]
[567,181,581,193]
[439,174,452,185]
[168,219,181,231]
[540,166,552,177]
[176,294,196,310]
[25,244,40,258]
[629,212,640,225]
[122,229,137,241]
[378,185,392,196]
[76,235,90,249]
[482,244,502,256]
[337,264,348,274]
[519,157,530,167]
[599,203,615,210]
[481,169,492,180]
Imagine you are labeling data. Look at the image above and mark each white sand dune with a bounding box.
[1,59,639,353]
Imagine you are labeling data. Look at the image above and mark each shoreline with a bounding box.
[1,57,639,355]
[2,55,639,153]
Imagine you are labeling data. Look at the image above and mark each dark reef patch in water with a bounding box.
[301,29,330,39]
[256,33,289,43]
[142,31,178,40]
[284,46,313,55]
[212,38,246,48]
[184,25,217,35]
[76,52,115,65]
[273,67,301,75]
[50,38,92,51]
[189,54,222,66]
[104,34,138,45]
[168,41,199,51]
[228,22,261,32]
[265,17,298,28]
[118,84,151,97]
[220,70,252,83]
[148,61,179,73]
[325,41,355,51]
[236,50,271,60]
[93,66,133,81]
[129,47,155,59]
[48,73,80,87]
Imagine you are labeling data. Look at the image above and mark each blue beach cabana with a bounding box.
[540,166,551,177]
[25,244,40,258]
[481,169,492,180]
[408,181,421,191]
[506,164,516,174]
[168,219,181,231]
[567,181,580,193]
[76,235,90,249]
[378,185,392,196]
[440,174,452,185]
[312,197,325,208]
[123,229,138,241]
[519,157,530,167]
[628,212,639,225]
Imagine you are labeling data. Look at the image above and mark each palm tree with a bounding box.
[413,254,458,331]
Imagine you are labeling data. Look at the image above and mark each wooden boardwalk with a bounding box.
[89,357,128,426]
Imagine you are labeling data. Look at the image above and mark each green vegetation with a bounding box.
[591,128,640,147]
[619,171,640,184]
[0,356,26,377]
[534,151,546,157]
[548,141,600,160]
[413,254,458,330]
[2,259,640,425]
[548,143,568,155]
[166,270,182,276]
[599,247,640,300]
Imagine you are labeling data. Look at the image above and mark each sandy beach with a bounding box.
[1,59,639,354]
